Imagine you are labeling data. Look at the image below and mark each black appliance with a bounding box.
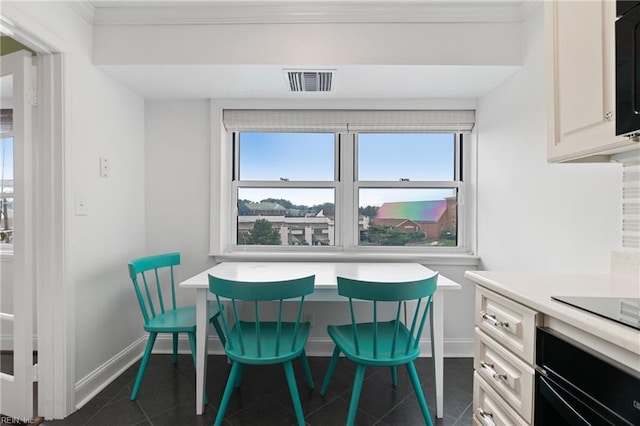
[551,296,640,330]
[535,327,640,425]
[616,0,640,136]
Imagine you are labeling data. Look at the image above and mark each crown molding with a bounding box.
[92,1,526,26]
[67,1,96,25]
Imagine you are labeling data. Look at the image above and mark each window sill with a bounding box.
[211,250,480,267]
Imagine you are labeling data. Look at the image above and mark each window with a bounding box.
[234,132,337,246]
[0,110,14,248]
[357,133,460,247]
[217,108,473,254]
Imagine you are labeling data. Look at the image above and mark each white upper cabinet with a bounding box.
[546,0,639,162]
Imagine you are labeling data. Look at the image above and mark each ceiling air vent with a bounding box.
[285,70,334,92]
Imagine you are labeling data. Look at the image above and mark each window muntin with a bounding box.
[357,133,455,181]
[238,132,335,181]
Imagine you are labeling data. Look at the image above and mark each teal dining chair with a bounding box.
[128,252,226,401]
[320,274,439,426]
[208,274,316,426]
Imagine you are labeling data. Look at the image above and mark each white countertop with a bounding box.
[464,271,640,360]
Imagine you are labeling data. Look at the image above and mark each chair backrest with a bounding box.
[208,274,315,358]
[128,252,180,326]
[336,274,438,359]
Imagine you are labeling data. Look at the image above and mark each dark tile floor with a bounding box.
[40,355,473,425]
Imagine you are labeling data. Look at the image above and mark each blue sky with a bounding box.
[0,137,13,181]
[238,132,455,207]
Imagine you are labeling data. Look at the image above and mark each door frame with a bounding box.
[1,13,72,419]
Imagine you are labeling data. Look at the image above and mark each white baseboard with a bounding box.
[73,334,473,411]
[74,336,146,410]
[153,335,474,358]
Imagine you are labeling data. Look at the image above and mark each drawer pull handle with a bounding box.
[478,408,493,418]
[480,311,509,328]
[493,373,508,381]
[478,408,496,426]
[480,360,508,382]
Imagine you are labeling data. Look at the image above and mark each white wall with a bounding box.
[94,22,521,67]
[3,1,147,412]
[475,4,622,273]
[144,100,217,300]
[144,100,477,356]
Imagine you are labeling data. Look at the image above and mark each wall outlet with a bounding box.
[303,312,314,328]
[100,157,109,178]
[75,193,88,216]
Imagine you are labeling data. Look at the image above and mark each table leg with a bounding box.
[195,288,209,415]
[433,291,444,419]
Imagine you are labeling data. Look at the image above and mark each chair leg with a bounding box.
[346,364,367,426]
[300,350,315,389]
[131,332,157,400]
[391,366,398,387]
[406,361,433,426]
[320,346,340,395]
[283,360,306,426]
[234,363,244,388]
[214,361,243,426]
[171,332,179,364]
[210,313,227,347]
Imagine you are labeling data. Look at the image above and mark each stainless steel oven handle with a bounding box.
[480,311,509,328]
[539,375,591,425]
[480,360,508,382]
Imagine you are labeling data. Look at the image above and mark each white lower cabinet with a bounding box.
[474,286,540,425]
[473,372,529,426]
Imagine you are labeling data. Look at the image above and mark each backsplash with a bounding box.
[611,150,640,289]
[618,151,640,249]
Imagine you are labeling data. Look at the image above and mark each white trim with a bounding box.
[302,337,473,358]
[214,251,480,267]
[92,2,527,26]
[151,334,473,358]
[152,333,227,355]
[74,337,146,410]
[35,52,70,419]
[66,1,95,25]
[0,3,68,53]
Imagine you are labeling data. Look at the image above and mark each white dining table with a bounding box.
[179,261,461,419]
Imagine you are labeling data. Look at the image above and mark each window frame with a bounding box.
[210,102,476,260]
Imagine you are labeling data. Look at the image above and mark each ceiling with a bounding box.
[87,1,529,99]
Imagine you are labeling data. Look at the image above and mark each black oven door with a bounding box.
[616,1,640,136]
[536,370,626,425]
[535,327,640,426]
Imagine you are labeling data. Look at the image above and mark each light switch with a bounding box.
[100,157,109,178]
[75,193,88,216]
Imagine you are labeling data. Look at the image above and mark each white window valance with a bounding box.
[222,109,475,133]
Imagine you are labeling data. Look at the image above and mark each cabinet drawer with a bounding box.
[473,372,529,426]
[475,286,540,364]
[474,328,535,423]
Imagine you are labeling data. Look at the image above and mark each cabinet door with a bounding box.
[546,0,637,162]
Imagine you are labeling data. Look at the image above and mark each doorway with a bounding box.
[0,27,67,421]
